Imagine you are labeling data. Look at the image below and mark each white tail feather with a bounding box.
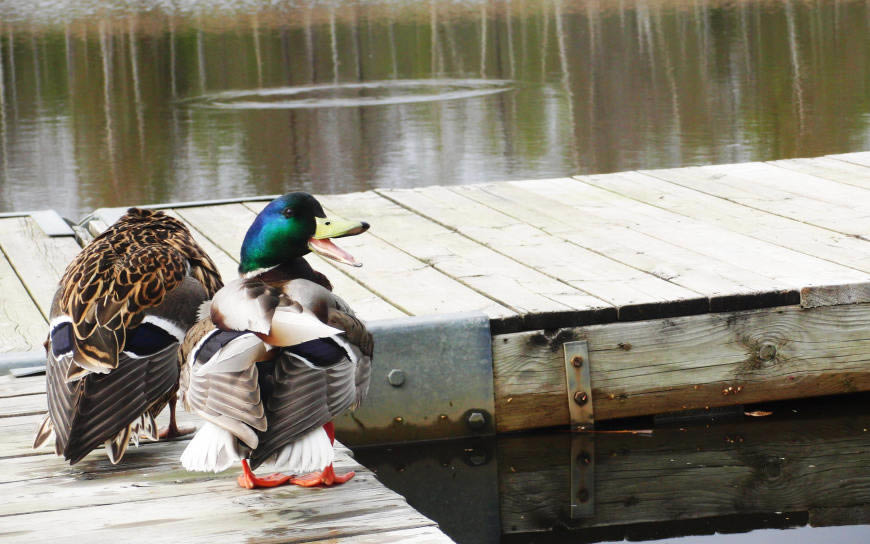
[180,422,245,473]
[257,426,334,474]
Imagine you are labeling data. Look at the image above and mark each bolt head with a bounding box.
[573,391,589,405]
[467,411,486,429]
[571,355,584,368]
[387,369,406,386]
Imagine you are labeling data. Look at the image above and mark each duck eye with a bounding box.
[282,207,294,218]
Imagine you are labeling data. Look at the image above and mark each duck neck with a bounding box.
[248,258,333,291]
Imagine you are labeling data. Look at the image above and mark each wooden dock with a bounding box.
[4,151,870,540]
[0,372,451,542]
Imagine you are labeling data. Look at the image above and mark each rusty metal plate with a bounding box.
[564,340,594,430]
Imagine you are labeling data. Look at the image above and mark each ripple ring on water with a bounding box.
[182,79,513,110]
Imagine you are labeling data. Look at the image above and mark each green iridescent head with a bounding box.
[238,192,369,275]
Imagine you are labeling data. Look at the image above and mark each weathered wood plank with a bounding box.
[0,375,46,398]
[576,170,870,275]
[511,177,867,288]
[801,282,870,308]
[641,163,870,236]
[451,182,793,303]
[319,191,612,327]
[0,217,80,319]
[307,526,453,543]
[0,251,46,352]
[826,151,870,168]
[493,302,870,432]
[769,156,870,191]
[499,412,870,533]
[0,437,361,515]
[176,203,406,321]
[0,392,49,419]
[379,185,705,320]
[0,430,440,544]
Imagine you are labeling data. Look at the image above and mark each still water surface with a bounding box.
[355,393,870,543]
[1,0,870,219]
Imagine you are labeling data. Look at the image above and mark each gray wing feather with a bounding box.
[182,332,268,449]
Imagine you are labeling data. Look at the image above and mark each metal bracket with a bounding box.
[564,340,594,430]
[334,311,494,446]
[570,434,595,518]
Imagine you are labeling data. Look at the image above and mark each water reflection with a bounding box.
[1,0,870,219]
[354,393,870,543]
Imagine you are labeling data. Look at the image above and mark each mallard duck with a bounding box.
[33,208,223,464]
[178,192,372,489]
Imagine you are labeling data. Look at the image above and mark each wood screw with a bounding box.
[573,391,589,405]
[571,355,584,368]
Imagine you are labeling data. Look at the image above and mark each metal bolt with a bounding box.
[576,451,592,465]
[571,355,584,368]
[387,369,406,387]
[759,343,777,361]
[573,391,589,405]
[394,416,404,424]
[467,411,486,430]
[577,488,590,503]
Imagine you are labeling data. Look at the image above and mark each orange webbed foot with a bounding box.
[237,459,293,489]
[289,464,355,487]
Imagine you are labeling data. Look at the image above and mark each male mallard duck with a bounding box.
[178,192,372,489]
[33,208,223,464]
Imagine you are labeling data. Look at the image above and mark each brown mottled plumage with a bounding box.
[57,208,223,374]
[34,208,223,465]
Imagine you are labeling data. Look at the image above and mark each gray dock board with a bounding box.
[0,249,45,353]
[0,376,450,543]
[641,163,870,237]
[379,184,704,319]
[769,155,870,191]
[319,191,612,324]
[577,170,870,275]
[0,216,80,320]
[513,177,868,287]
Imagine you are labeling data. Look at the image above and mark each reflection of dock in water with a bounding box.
[357,395,870,542]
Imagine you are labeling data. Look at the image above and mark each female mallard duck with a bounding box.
[179,192,372,489]
[33,208,223,464]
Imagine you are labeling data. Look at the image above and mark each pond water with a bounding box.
[1,0,870,220]
[354,393,870,543]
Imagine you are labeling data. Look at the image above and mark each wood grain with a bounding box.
[577,169,870,275]
[0,217,80,319]
[0,250,46,352]
[493,302,870,431]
